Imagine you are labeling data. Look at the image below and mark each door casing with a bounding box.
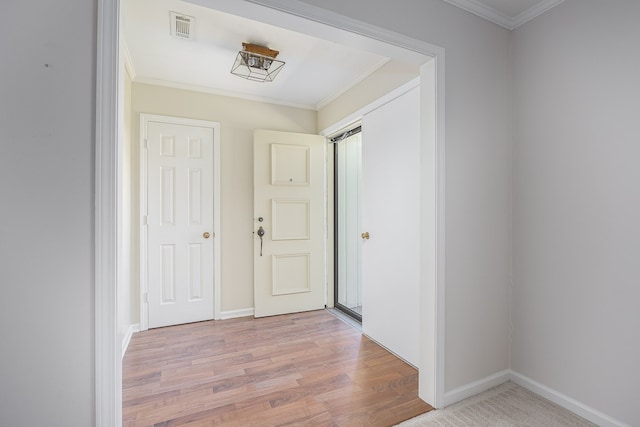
[139,114,222,331]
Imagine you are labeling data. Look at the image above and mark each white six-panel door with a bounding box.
[146,120,216,328]
[253,130,327,318]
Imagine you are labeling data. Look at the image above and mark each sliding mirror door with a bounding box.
[334,127,363,321]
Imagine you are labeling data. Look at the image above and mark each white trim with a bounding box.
[510,371,630,427]
[96,0,120,425]
[133,76,317,111]
[440,0,565,30]
[319,77,421,137]
[433,56,447,409]
[121,324,140,358]
[444,370,511,406]
[220,308,255,320]
[212,124,222,321]
[139,114,222,331]
[138,112,148,331]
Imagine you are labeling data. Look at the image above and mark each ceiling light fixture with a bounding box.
[230,43,285,82]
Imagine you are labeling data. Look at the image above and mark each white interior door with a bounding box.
[361,87,421,366]
[146,120,216,328]
[253,129,327,318]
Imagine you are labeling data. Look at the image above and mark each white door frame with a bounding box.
[139,114,222,331]
[96,0,446,425]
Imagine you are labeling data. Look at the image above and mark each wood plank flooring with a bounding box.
[123,310,433,427]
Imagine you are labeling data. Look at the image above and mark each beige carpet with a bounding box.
[396,382,596,426]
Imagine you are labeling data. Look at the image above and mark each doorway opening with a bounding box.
[332,125,363,322]
[96,1,446,424]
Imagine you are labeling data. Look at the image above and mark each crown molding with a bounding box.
[132,76,318,110]
[441,0,565,30]
[441,0,512,29]
[511,0,566,29]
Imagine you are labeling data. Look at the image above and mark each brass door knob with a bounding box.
[361,231,370,240]
[203,232,211,239]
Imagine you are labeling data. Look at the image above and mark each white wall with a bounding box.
[296,0,512,392]
[0,1,95,426]
[511,1,640,425]
[130,83,317,315]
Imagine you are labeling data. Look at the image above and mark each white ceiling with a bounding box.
[123,0,394,110]
[123,0,564,109]
[442,0,565,29]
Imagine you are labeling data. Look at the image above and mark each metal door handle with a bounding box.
[203,232,211,239]
[257,226,265,256]
[361,231,370,240]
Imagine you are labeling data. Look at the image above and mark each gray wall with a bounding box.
[0,1,95,426]
[511,1,640,425]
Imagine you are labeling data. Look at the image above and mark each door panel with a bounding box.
[271,144,310,185]
[272,253,311,295]
[272,199,310,240]
[147,121,215,328]
[361,87,421,366]
[253,130,326,318]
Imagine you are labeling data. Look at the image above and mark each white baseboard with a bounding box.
[121,323,140,358]
[444,369,511,406]
[510,371,630,427]
[220,308,254,320]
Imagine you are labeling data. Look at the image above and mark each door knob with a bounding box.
[203,232,211,239]
[361,231,370,240]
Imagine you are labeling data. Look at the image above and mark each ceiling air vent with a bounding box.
[170,12,195,40]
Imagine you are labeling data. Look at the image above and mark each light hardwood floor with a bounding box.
[123,310,432,426]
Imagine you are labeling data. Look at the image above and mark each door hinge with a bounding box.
[145,292,149,303]
[144,138,148,149]
[143,215,148,225]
